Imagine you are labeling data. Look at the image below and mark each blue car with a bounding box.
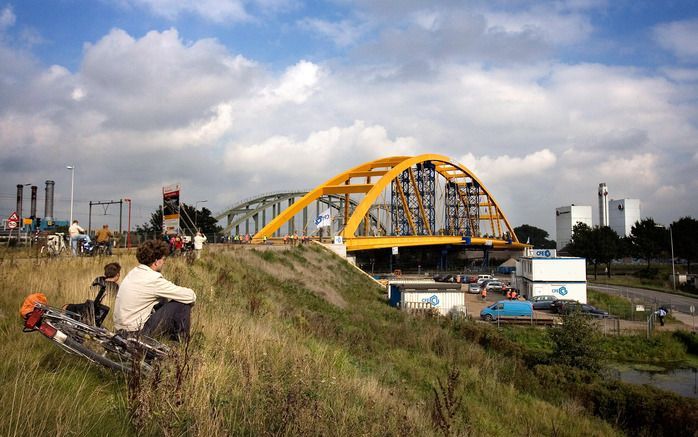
[480,300,533,321]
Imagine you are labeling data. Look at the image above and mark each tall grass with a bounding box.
[0,246,622,436]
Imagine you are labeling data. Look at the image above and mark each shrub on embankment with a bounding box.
[0,245,690,435]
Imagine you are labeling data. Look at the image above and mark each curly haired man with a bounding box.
[114,240,196,341]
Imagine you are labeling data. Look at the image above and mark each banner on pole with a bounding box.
[163,184,180,235]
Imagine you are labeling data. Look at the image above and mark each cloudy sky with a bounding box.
[1,0,697,236]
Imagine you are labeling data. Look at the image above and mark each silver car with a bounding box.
[468,283,481,294]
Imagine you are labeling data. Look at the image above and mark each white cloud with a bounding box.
[261,60,323,104]
[298,18,367,47]
[79,28,260,132]
[0,5,15,30]
[410,10,441,31]
[597,153,659,186]
[224,120,418,180]
[459,149,557,183]
[654,18,698,61]
[128,0,250,22]
[484,8,593,46]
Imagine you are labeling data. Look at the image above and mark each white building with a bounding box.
[608,198,641,237]
[555,205,593,251]
[516,249,587,303]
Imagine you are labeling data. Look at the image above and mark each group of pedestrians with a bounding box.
[232,233,251,244]
[164,231,207,259]
[283,232,309,245]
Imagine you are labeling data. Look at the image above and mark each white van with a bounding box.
[476,274,493,285]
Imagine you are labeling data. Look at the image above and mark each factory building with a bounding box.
[609,198,641,237]
[555,205,593,251]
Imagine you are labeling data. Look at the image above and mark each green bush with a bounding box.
[633,268,659,279]
[580,380,698,437]
[598,332,688,364]
[549,312,603,372]
[673,330,698,355]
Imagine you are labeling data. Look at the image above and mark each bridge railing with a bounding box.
[218,189,312,216]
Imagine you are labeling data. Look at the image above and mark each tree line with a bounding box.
[566,216,698,278]
[136,203,223,237]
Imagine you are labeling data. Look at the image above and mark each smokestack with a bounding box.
[598,182,609,227]
[44,180,55,223]
[16,184,23,220]
[30,185,37,218]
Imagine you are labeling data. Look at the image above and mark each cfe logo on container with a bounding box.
[422,295,440,306]
[553,286,568,296]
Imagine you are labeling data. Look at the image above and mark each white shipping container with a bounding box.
[401,291,465,316]
[524,258,586,282]
[527,282,587,304]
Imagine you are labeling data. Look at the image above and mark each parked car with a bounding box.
[476,275,493,285]
[560,302,609,318]
[485,281,504,292]
[529,295,558,310]
[433,274,455,283]
[549,299,579,314]
[468,283,481,294]
[480,300,533,321]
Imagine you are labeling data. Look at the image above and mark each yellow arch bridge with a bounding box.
[251,154,527,252]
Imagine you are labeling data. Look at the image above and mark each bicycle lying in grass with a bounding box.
[21,297,169,373]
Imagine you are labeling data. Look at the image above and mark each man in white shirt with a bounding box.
[114,240,196,341]
[193,230,207,259]
[68,220,88,256]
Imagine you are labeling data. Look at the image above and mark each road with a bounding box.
[589,282,698,315]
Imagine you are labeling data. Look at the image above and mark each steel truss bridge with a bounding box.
[216,191,388,237]
[218,154,527,252]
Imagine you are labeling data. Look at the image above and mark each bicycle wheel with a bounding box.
[52,319,135,372]
[61,336,132,372]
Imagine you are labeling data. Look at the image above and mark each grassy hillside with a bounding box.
[0,244,658,435]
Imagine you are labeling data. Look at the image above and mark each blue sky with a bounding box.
[1,0,697,236]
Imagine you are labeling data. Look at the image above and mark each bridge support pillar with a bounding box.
[272,204,277,235]
[288,198,294,234]
[253,213,259,233]
[303,207,308,235]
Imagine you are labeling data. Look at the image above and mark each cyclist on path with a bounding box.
[68,220,88,256]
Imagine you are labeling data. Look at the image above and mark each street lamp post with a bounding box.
[66,165,75,224]
[194,200,207,231]
[669,225,676,291]
[656,223,676,291]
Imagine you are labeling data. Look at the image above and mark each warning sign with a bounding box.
[7,211,19,229]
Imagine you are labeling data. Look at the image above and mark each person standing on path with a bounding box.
[193,231,207,260]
